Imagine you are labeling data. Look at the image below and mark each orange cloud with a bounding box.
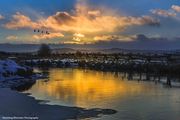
[74,33,85,38]
[151,9,176,17]
[6,35,18,40]
[5,12,39,29]
[43,6,159,33]
[88,10,101,17]
[172,5,180,12]
[94,35,136,42]
[72,33,85,42]
[151,4,180,18]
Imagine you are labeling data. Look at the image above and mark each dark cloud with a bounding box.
[51,12,75,24]
[135,34,168,42]
[140,16,160,27]
[88,34,180,50]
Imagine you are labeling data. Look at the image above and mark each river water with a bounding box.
[24,68,180,120]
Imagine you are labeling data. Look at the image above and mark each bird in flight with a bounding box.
[34,29,50,35]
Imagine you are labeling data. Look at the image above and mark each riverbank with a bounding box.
[0,60,117,120]
[0,88,116,120]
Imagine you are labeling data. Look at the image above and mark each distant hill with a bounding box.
[0,43,179,54]
[0,44,40,53]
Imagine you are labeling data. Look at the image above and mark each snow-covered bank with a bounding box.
[0,60,46,90]
[0,59,33,81]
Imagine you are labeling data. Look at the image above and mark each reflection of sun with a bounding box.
[31,69,154,107]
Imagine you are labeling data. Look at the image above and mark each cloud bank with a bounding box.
[3,1,160,44]
[151,5,180,18]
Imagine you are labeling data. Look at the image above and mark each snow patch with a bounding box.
[0,59,28,81]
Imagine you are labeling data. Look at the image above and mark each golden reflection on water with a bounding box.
[28,68,156,108]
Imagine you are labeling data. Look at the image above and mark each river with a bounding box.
[24,68,180,120]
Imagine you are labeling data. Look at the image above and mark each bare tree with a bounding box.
[38,44,51,57]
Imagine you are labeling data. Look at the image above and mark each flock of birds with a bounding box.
[33,29,50,35]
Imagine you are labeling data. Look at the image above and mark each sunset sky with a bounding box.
[0,0,180,49]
